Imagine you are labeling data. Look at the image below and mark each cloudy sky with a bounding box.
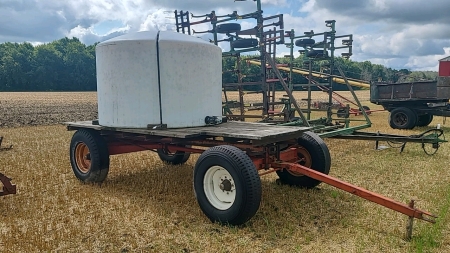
[1,0,449,71]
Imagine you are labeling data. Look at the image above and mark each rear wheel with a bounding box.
[194,145,261,225]
[389,107,417,129]
[70,129,110,183]
[157,145,190,165]
[416,114,433,127]
[360,105,371,115]
[276,132,331,188]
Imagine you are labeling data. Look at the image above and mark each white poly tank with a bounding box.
[95,30,222,128]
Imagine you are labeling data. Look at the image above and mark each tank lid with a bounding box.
[159,31,214,46]
[97,30,159,47]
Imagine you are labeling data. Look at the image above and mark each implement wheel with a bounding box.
[70,129,110,183]
[216,23,241,34]
[360,105,371,115]
[194,145,261,225]
[389,107,417,129]
[276,132,331,188]
[157,145,190,165]
[231,38,258,49]
[295,38,315,47]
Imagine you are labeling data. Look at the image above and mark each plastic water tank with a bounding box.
[96,31,222,128]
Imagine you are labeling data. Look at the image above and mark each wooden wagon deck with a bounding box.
[65,121,311,145]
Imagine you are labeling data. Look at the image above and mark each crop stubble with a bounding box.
[0,91,449,252]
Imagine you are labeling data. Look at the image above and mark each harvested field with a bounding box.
[0,92,97,128]
[1,91,450,252]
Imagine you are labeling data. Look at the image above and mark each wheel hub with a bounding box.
[219,177,234,192]
[75,142,91,173]
[203,166,236,210]
[287,147,312,176]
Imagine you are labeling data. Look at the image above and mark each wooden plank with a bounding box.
[64,121,310,141]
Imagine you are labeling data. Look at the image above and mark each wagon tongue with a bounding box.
[275,162,437,224]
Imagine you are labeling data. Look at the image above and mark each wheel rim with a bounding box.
[203,165,236,210]
[393,112,408,126]
[75,142,91,173]
[287,147,312,176]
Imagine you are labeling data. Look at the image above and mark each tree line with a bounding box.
[0,37,438,91]
[0,38,96,91]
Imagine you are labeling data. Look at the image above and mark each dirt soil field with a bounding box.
[0,92,97,128]
[0,91,371,128]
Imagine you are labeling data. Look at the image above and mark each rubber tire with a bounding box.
[306,50,328,58]
[194,145,261,225]
[336,108,348,118]
[157,146,190,165]
[70,129,110,183]
[295,38,315,47]
[360,105,371,115]
[388,107,417,129]
[416,114,433,127]
[276,131,331,188]
[216,23,241,34]
[231,39,258,49]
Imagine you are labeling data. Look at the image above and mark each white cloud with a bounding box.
[0,0,448,70]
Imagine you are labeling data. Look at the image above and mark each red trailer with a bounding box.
[66,120,436,238]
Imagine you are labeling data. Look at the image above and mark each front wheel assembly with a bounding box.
[193,145,261,225]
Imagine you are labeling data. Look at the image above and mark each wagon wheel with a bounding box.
[157,145,191,165]
[216,23,241,34]
[231,38,258,49]
[416,114,433,127]
[295,38,315,47]
[194,145,261,225]
[276,131,331,188]
[360,105,371,115]
[70,129,110,183]
[389,107,417,129]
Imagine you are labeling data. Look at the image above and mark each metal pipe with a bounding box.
[274,162,437,223]
[247,60,370,89]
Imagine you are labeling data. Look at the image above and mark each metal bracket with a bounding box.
[0,173,16,196]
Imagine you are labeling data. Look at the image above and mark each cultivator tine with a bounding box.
[0,173,16,196]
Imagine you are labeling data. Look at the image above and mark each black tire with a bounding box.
[416,114,433,127]
[360,105,371,115]
[231,38,258,49]
[336,108,348,118]
[216,23,241,34]
[389,107,417,129]
[157,145,190,165]
[194,145,261,225]
[295,38,315,47]
[306,50,328,58]
[70,129,110,183]
[276,132,331,188]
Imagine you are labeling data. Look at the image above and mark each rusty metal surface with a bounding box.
[272,161,436,223]
[0,173,16,197]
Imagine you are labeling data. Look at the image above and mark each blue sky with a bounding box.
[0,0,449,71]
